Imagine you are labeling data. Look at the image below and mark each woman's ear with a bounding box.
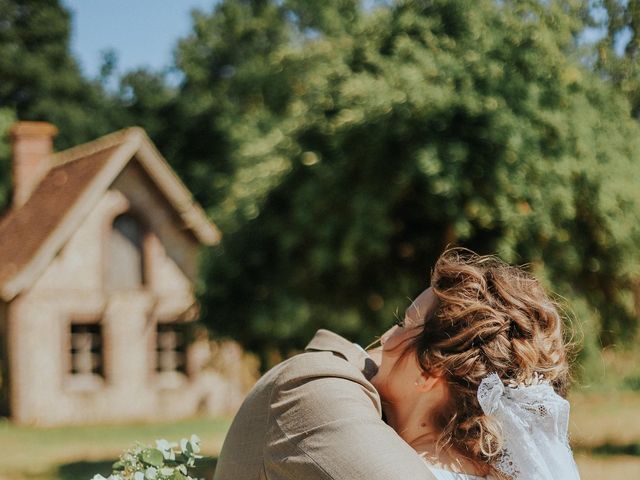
[414,372,442,392]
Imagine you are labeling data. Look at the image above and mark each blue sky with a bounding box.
[60,1,618,83]
[62,0,219,80]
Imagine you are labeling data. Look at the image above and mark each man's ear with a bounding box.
[415,372,442,392]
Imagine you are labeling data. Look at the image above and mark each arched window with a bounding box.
[107,213,145,291]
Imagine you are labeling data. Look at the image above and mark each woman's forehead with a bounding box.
[406,287,437,320]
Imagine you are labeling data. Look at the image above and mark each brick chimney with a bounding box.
[10,121,58,209]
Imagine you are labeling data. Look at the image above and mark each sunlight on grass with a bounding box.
[569,391,640,448]
[575,453,640,479]
[0,416,231,479]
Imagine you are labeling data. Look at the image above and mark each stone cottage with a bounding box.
[0,121,236,426]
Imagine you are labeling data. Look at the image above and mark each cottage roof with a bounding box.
[0,127,220,301]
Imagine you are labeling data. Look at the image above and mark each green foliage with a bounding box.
[593,0,640,117]
[0,0,126,149]
[1,0,639,363]
[174,0,640,357]
[0,107,15,209]
[117,69,177,140]
[0,0,177,207]
[163,0,295,212]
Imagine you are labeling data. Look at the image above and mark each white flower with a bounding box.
[155,439,177,460]
[144,467,157,480]
[190,434,201,453]
[160,467,175,477]
[181,436,203,461]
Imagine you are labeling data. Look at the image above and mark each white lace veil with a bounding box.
[477,373,581,480]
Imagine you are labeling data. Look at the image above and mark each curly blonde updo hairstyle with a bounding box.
[411,248,570,475]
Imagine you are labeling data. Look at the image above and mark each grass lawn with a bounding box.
[0,417,230,480]
[570,390,640,448]
[576,454,640,480]
[1,391,639,479]
[570,390,640,478]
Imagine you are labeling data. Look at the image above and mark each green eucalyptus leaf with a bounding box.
[141,449,164,468]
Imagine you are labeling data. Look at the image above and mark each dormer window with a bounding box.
[107,213,146,291]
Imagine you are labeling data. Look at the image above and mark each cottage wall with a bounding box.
[8,161,216,426]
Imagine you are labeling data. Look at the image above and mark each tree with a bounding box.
[0,0,127,150]
[2,0,639,361]
[593,0,640,117]
[174,0,640,358]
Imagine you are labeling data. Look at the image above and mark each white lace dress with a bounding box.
[426,466,486,480]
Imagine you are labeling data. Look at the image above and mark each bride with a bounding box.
[370,249,581,479]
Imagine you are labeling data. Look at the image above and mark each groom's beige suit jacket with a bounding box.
[213,329,435,480]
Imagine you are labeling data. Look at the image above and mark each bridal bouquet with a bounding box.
[91,435,203,480]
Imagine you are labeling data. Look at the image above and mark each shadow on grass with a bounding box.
[57,460,114,480]
[590,443,640,456]
[56,457,218,480]
[189,457,218,480]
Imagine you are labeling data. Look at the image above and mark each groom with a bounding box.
[214,329,435,480]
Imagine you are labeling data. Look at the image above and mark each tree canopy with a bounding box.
[167,0,640,356]
[0,0,127,148]
[0,0,139,212]
[594,0,640,117]
[1,0,640,361]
